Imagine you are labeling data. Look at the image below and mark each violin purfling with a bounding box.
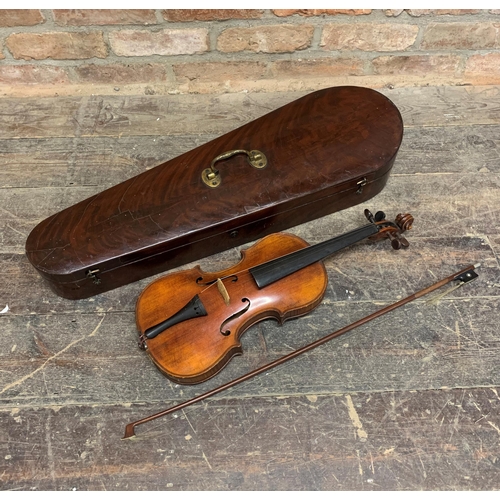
[135,209,413,385]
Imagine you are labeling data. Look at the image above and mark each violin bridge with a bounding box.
[217,278,231,305]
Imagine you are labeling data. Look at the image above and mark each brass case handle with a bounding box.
[202,149,267,188]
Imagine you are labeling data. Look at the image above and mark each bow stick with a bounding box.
[123,263,480,439]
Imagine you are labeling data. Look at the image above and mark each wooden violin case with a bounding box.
[25,86,403,300]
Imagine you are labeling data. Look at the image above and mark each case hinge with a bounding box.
[86,269,101,285]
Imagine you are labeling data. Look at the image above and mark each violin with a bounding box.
[135,209,413,385]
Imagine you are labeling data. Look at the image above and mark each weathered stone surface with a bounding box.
[53,9,157,25]
[163,9,264,21]
[464,53,500,78]
[270,57,364,77]
[372,54,460,75]
[0,9,44,27]
[273,9,371,17]
[421,23,499,50]
[407,9,480,16]
[384,9,404,17]
[321,23,419,51]
[218,25,314,53]
[6,32,107,60]
[73,63,169,84]
[109,29,209,57]
[173,61,267,83]
[0,65,70,84]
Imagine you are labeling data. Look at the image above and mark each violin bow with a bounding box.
[123,263,480,439]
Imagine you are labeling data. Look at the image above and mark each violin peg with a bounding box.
[365,209,413,250]
[364,209,375,223]
[399,236,410,248]
[390,237,402,250]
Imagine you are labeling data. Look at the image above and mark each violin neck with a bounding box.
[249,223,378,289]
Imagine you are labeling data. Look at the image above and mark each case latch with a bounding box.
[356,177,367,194]
[86,269,101,285]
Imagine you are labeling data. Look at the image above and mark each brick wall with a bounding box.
[1,9,499,96]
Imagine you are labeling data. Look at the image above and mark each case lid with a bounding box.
[26,86,403,283]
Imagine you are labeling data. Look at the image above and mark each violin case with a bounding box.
[26,86,403,300]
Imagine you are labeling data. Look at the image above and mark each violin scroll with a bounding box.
[364,209,414,250]
[395,213,414,232]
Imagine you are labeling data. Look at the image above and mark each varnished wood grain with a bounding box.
[1,85,500,490]
[24,86,403,299]
[136,232,328,384]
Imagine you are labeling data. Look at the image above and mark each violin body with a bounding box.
[136,209,412,384]
[136,232,327,384]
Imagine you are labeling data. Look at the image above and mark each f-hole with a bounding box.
[220,298,251,336]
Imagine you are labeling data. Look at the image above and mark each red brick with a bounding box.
[0,65,70,85]
[421,23,499,50]
[270,58,364,77]
[372,55,460,75]
[109,29,208,56]
[218,25,314,53]
[6,32,107,60]
[321,24,418,52]
[273,9,371,17]
[407,9,480,16]
[53,9,157,25]
[464,53,500,77]
[0,9,44,27]
[173,61,267,83]
[384,10,404,17]
[73,63,168,84]
[163,9,264,21]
